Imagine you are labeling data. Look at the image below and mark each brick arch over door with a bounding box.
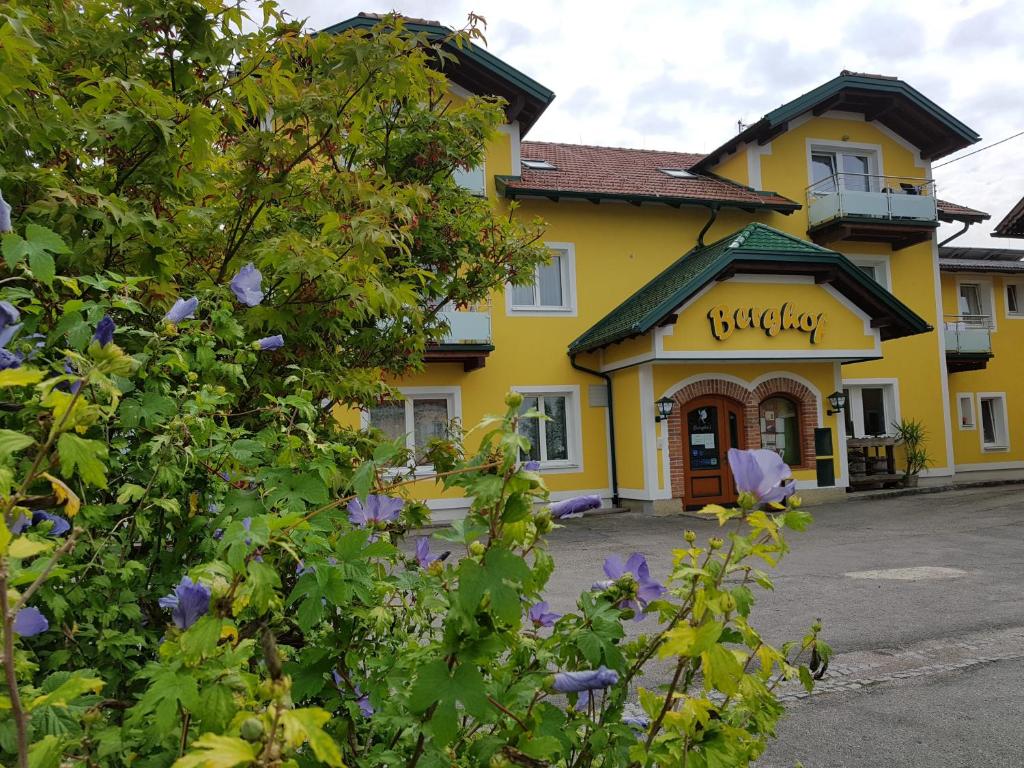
[666,377,819,501]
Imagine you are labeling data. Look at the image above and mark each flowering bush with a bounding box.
[0,3,828,766]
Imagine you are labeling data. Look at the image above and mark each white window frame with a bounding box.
[362,386,462,470]
[453,161,486,197]
[955,276,996,330]
[1004,279,1024,319]
[977,393,1009,452]
[956,392,976,431]
[512,385,583,472]
[505,242,577,317]
[847,254,893,291]
[806,140,883,194]
[842,379,901,438]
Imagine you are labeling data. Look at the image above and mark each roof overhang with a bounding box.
[993,196,1024,238]
[495,176,801,214]
[694,72,981,171]
[321,14,555,135]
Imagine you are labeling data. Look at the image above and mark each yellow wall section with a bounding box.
[662,279,877,354]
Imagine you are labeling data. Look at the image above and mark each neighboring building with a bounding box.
[331,14,1016,516]
[992,196,1024,238]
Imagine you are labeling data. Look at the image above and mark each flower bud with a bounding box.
[684,529,697,543]
[214,385,226,395]
[812,619,822,633]
[709,537,724,550]
[720,593,736,613]
[240,717,264,742]
[187,371,198,382]
[469,541,486,558]
[535,510,553,534]
[505,391,523,409]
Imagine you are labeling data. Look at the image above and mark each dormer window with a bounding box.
[659,168,696,179]
[522,159,557,170]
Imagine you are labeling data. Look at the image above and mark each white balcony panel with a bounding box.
[439,309,491,344]
[890,195,936,220]
[944,323,991,354]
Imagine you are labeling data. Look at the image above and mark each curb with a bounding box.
[850,477,1024,500]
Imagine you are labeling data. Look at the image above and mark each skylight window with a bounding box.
[660,168,696,179]
[522,159,557,170]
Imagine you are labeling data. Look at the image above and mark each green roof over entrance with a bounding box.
[568,223,931,355]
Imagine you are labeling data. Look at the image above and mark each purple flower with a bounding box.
[30,510,70,537]
[528,601,560,628]
[622,714,651,734]
[601,553,666,619]
[242,517,252,546]
[92,315,115,347]
[727,448,795,505]
[158,576,211,629]
[296,559,315,576]
[13,607,48,636]
[0,301,22,348]
[523,460,541,471]
[10,514,30,534]
[355,686,374,717]
[553,666,619,693]
[255,334,284,351]
[415,536,438,568]
[213,528,224,540]
[164,297,198,324]
[347,495,404,527]
[550,495,602,519]
[0,188,11,233]
[57,359,82,394]
[230,263,264,307]
[0,348,22,370]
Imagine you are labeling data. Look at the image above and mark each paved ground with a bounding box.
[542,485,1024,767]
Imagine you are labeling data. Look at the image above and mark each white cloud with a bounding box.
[274,0,1024,246]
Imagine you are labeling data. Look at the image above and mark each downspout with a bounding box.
[570,353,620,508]
[697,204,720,247]
[938,221,971,247]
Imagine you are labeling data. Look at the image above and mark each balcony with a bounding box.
[806,174,939,250]
[424,305,493,371]
[944,314,993,372]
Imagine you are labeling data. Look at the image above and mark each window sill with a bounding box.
[509,306,575,315]
[982,445,1010,453]
[533,463,582,474]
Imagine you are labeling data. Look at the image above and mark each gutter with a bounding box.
[569,354,620,508]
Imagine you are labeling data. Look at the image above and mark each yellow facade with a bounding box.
[356,44,1014,515]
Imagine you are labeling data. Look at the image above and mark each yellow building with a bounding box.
[332,15,1017,516]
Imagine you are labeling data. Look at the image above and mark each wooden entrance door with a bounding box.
[683,396,746,507]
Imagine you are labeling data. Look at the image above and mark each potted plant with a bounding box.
[892,418,932,487]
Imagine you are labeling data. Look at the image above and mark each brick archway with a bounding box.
[666,376,819,502]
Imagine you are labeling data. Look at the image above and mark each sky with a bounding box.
[272,0,1024,248]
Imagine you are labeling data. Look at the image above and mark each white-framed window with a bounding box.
[809,144,880,195]
[956,278,995,328]
[848,255,892,291]
[453,163,486,197]
[513,386,582,471]
[506,243,577,316]
[978,393,1009,451]
[365,387,461,467]
[842,381,900,438]
[957,393,976,431]
[1005,280,1024,318]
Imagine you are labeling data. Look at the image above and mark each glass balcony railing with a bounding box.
[436,306,492,345]
[943,314,992,355]
[806,174,937,229]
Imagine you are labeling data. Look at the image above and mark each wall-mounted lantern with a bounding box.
[655,397,675,422]
[826,390,848,416]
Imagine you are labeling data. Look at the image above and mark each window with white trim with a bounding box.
[453,163,486,197]
[979,394,1009,450]
[1006,281,1023,317]
[810,147,878,194]
[849,257,891,290]
[957,281,993,326]
[842,384,898,438]
[508,245,575,313]
[957,394,976,430]
[516,389,581,468]
[367,390,459,466]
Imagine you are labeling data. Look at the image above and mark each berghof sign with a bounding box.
[707,303,826,344]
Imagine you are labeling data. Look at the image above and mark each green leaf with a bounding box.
[3,225,67,279]
[28,674,103,710]
[660,621,723,659]
[279,708,345,767]
[781,509,813,532]
[29,250,55,286]
[27,735,63,768]
[9,536,54,559]
[0,429,35,456]
[798,665,814,693]
[57,433,108,488]
[263,469,328,512]
[25,224,70,254]
[0,368,44,388]
[172,734,256,768]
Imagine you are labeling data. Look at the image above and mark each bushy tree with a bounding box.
[0,3,827,767]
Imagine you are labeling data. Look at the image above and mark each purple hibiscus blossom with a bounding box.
[10,510,71,537]
[550,495,602,520]
[599,553,666,620]
[332,671,374,717]
[522,460,541,471]
[92,315,115,347]
[727,448,795,505]
[0,188,11,233]
[230,263,265,307]
[528,601,560,628]
[255,334,284,351]
[415,536,439,568]
[552,665,619,693]
[0,301,22,348]
[0,348,22,370]
[347,495,404,527]
[13,607,48,637]
[164,297,199,324]
[57,359,82,394]
[158,576,211,629]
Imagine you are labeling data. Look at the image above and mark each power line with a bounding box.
[933,130,1024,169]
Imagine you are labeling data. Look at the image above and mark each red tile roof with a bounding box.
[501,142,800,211]
[992,195,1024,237]
[936,199,990,223]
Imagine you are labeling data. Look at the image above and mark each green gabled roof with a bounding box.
[568,223,930,355]
[693,71,980,170]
